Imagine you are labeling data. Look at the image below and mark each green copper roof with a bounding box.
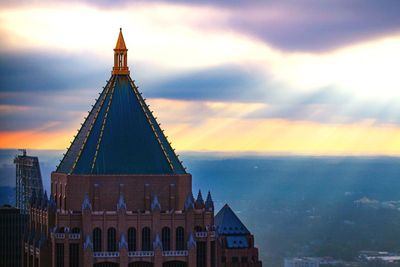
[56,75,186,175]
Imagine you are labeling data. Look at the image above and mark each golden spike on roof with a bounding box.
[112,28,129,75]
[114,28,127,51]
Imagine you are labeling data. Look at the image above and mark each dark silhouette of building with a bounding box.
[0,205,28,267]
[23,29,262,267]
[14,149,44,214]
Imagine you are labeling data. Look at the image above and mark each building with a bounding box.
[0,205,28,267]
[284,258,320,267]
[215,204,261,266]
[14,149,44,214]
[23,29,262,267]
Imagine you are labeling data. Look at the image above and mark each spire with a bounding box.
[117,193,127,210]
[187,232,196,249]
[119,233,128,250]
[195,190,204,208]
[153,234,163,250]
[205,191,214,211]
[84,235,93,250]
[115,28,127,50]
[112,28,129,75]
[151,195,161,211]
[82,193,92,210]
[184,192,195,211]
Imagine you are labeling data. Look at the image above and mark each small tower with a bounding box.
[112,28,129,75]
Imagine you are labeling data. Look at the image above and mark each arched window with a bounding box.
[161,227,171,251]
[59,227,65,233]
[128,227,136,251]
[142,227,151,251]
[93,228,102,252]
[71,227,80,233]
[176,227,185,250]
[194,226,203,232]
[107,227,117,252]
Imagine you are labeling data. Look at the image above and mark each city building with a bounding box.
[284,257,320,267]
[0,205,28,267]
[14,149,44,214]
[23,29,262,267]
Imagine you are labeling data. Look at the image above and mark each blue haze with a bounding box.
[2,149,400,266]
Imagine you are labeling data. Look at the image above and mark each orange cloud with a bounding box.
[0,130,73,150]
[2,98,400,155]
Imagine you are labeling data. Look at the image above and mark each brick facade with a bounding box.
[23,29,262,267]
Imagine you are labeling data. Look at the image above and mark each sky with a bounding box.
[1,0,400,155]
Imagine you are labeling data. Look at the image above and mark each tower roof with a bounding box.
[215,204,250,235]
[114,28,127,50]
[56,30,185,175]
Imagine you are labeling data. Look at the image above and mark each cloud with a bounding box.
[142,65,273,102]
[224,0,400,51]
[246,87,400,125]
[0,52,107,92]
[4,0,397,52]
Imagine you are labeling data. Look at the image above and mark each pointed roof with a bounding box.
[196,190,204,207]
[56,70,185,175]
[205,191,214,210]
[115,28,127,50]
[215,204,250,235]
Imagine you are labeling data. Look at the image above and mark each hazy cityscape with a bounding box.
[3,150,400,266]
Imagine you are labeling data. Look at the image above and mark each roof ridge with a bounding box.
[128,75,186,173]
[90,78,117,172]
[70,76,115,174]
[58,76,114,174]
[128,76,176,173]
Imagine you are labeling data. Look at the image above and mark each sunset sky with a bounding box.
[1,0,400,155]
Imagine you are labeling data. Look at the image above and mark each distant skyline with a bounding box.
[1,1,400,155]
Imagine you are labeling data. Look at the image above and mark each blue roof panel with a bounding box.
[56,75,186,175]
[215,204,250,235]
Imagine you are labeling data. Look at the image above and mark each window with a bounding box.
[241,257,248,263]
[232,257,239,263]
[93,228,102,252]
[141,227,151,251]
[211,241,215,267]
[194,226,203,232]
[69,243,79,267]
[196,241,206,267]
[107,228,117,252]
[161,227,171,251]
[71,227,80,234]
[128,227,136,251]
[175,227,185,250]
[56,243,64,267]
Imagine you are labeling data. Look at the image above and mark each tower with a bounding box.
[23,29,262,267]
[14,149,44,214]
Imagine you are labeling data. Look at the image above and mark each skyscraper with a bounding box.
[14,149,44,214]
[23,29,262,267]
[0,205,28,267]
